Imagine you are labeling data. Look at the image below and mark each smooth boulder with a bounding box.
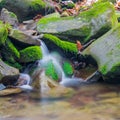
[37,2,118,44]
[0,59,19,81]
[83,24,120,82]
[0,0,54,21]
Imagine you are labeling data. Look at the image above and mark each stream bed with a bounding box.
[0,82,120,120]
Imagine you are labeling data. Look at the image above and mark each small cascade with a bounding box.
[40,40,84,88]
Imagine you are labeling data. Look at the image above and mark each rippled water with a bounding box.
[0,82,120,120]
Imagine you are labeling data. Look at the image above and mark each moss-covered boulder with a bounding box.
[20,46,42,63]
[45,60,59,81]
[83,24,120,83]
[0,21,8,46]
[0,0,54,21]
[62,61,73,77]
[1,38,20,63]
[0,8,18,27]
[42,34,77,57]
[37,2,117,44]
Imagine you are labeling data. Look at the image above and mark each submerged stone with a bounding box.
[20,46,42,63]
[37,2,117,44]
[83,24,120,82]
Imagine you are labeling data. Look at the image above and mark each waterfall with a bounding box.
[40,40,84,88]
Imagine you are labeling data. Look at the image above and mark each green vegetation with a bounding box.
[63,61,73,76]
[1,39,20,64]
[45,60,59,81]
[43,34,77,53]
[0,21,8,46]
[29,0,46,12]
[20,46,42,63]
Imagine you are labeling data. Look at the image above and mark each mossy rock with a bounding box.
[42,34,77,57]
[37,1,117,44]
[0,0,54,21]
[20,46,42,63]
[83,24,120,83]
[62,61,73,77]
[1,38,20,64]
[0,21,8,46]
[45,60,59,81]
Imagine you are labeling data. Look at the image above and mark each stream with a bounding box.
[0,41,120,120]
[0,83,120,120]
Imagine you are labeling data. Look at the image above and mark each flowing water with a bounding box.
[1,41,120,120]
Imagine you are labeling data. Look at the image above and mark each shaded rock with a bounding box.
[0,59,19,81]
[0,20,8,46]
[83,24,120,83]
[0,8,18,27]
[9,29,41,47]
[0,0,55,21]
[37,2,117,44]
[20,46,42,63]
[42,34,77,57]
[0,88,22,96]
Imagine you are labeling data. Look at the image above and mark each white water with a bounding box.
[17,73,33,90]
[40,41,83,88]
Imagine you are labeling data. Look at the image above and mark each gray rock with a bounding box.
[83,24,120,82]
[37,2,118,44]
[9,29,41,46]
[0,8,18,27]
[0,0,55,21]
[0,59,19,81]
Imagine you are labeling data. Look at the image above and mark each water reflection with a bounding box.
[0,82,120,120]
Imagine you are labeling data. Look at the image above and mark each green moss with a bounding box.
[20,46,42,63]
[5,61,22,70]
[0,21,8,46]
[6,39,20,59]
[30,0,45,10]
[78,2,115,21]
[45,60,59,81]
[1,39,20,63]
[63,61,73,76]
[43,34,77,53]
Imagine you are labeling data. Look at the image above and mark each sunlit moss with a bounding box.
[43,34,77,53]
[20,46,42,63]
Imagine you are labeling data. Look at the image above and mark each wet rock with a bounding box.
[37,2,117,44]
[0,8,18,27]
[32,69,59,90]
[0,59,19,81]
[62,61,74,77]
[83,24,120,83]
[9,29,41,46]
[0,88,22,96]
[19,46,42,63]
[0,0,55,21]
